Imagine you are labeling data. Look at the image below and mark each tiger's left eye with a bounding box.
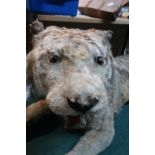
[49,55,60,63]
[95,56,105,65]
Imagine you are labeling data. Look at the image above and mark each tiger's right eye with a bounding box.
[49,55,60,63]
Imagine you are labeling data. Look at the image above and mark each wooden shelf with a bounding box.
[37,14,129,25]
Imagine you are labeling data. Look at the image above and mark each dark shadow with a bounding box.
[26,112,61,142]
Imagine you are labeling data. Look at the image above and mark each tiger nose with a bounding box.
[67,95,99,113]
[87,95,99,105]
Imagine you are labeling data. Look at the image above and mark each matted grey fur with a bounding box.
[26,20,129,155]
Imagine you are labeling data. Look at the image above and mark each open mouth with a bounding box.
[67,115,81,126]
[65,115,82,130]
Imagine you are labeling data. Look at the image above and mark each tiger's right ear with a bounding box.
[29,19,44,35]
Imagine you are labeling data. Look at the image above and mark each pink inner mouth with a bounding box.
[67,116,81,126]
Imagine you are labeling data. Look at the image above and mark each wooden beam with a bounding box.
[37,14,129,25]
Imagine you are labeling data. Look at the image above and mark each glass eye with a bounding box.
[96,56,105,65]
[49,55,60,63]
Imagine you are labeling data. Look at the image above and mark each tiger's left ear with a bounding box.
[103,30,113,41]
[96,30,113,42]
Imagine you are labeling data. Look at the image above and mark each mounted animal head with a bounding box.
[27,20,114,116]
